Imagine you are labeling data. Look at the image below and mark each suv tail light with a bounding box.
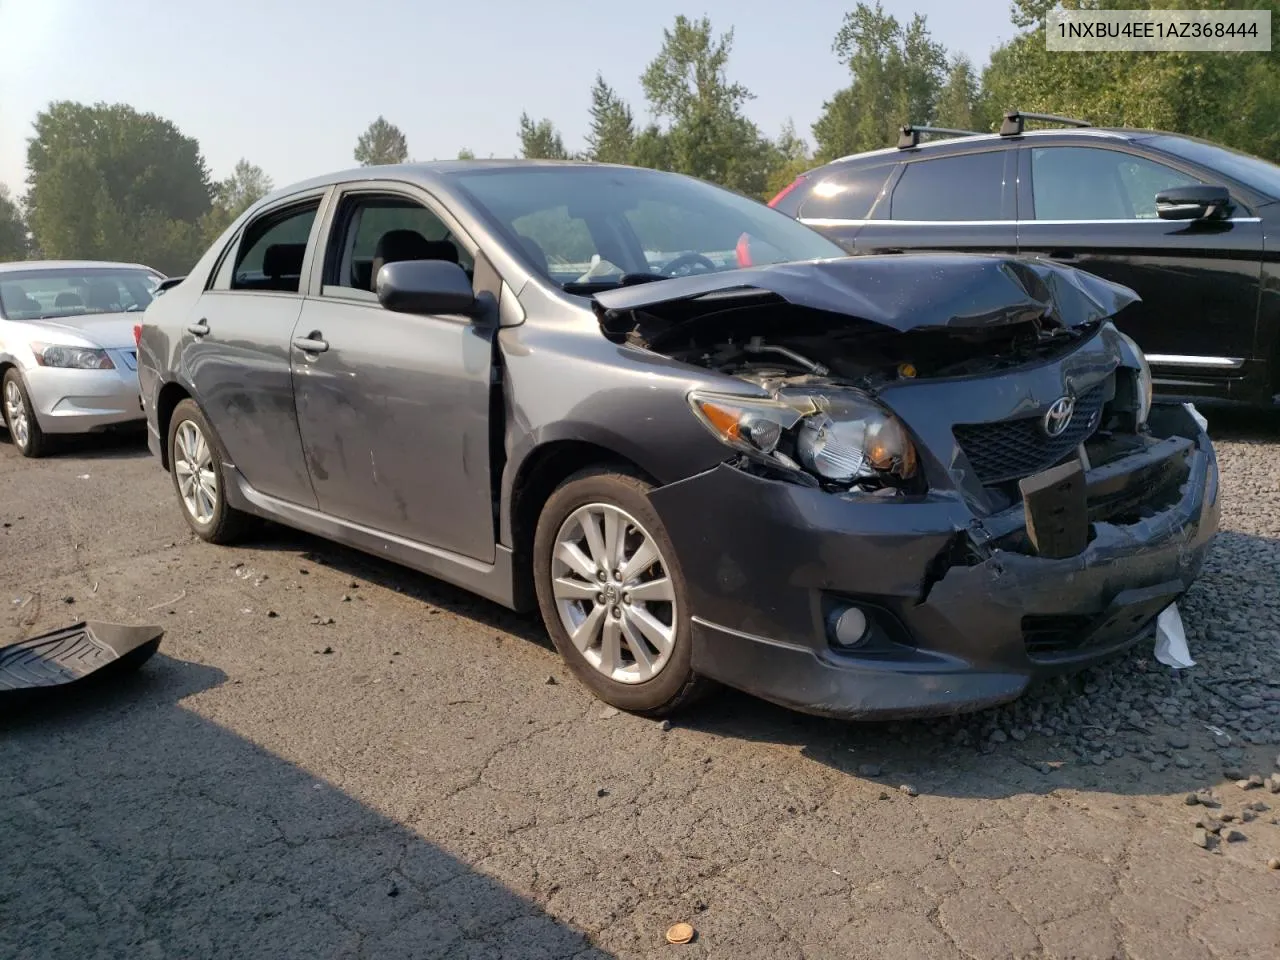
[767,175,807,210]
[132,323,142,347]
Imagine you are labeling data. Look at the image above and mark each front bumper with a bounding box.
[22,350,144,434]
[648,402,1220,719]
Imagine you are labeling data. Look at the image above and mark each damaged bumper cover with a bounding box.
[648,403,1219,720]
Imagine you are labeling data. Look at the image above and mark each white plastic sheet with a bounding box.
[1154,602,1195,669]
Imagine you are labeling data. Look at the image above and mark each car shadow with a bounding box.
[0,652,611,959]
[1199,404,1280,442]
[227,516,1280,804]
[0,424,150,461]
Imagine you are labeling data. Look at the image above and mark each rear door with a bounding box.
[184,192,327,507]
[1015,144,1265,381]
[848,148,1017,255]
[291,184,499,561]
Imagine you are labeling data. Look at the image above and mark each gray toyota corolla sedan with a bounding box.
[136,160,1219,719]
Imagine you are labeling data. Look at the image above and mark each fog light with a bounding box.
[830,606,869,648]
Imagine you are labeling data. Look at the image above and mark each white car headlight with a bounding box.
[31,342,115,370]
[688,389,918,486]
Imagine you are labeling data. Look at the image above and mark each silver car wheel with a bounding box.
[4,380,29,450]
[174,419,218,525]
[551,503,677,684]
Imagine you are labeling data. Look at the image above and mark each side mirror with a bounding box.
[376,259,478,316]
[1156,185,1231,221]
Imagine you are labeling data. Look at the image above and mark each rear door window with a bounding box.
[224,201,321,293]
[798,163,896,221]
[890,152,1008,221]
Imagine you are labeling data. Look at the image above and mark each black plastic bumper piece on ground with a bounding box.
[0,621,164,705]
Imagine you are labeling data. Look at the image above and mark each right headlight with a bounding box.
[30,342,115,370]
[688,389,918,487]
[1114,330,1152,427]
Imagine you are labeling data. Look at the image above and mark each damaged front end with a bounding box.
[612,255,1220,719]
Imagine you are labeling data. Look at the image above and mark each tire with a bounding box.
[533,466,712,716]
[167,399,251,544]
[2,368,49,458]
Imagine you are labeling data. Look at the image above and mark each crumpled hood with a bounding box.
[19,312,137,349]
[592,253,1140,336]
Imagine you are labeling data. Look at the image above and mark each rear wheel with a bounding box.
[167,399,251,544]
[2,369,48,458]
[533,467,711,716]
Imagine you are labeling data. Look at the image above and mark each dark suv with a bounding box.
[769,112,1280,408]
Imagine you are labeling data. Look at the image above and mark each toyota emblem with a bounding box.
[1042,396,1076,437]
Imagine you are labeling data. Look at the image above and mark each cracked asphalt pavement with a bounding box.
[3,413,1280,960]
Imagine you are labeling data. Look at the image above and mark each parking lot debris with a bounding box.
[596,788,609,798]
[594,704,620,719]
[1154,604,1195,669]
[1267,776,1280,794]
[898,784,919,797]
[1245,774,1265,789]
[341,594,352,602]
[1195,818,1222,834]
[665,922,695,945]
[1268,858,1280,870]
[544,675,557,685]
[1241,809,1256,823]
[1225,829,1246,843]
[1192,828,1211,849]
[660,719,672,731]
[312,616,335,626]
[0,621,164,704]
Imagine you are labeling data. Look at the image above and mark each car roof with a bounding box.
[819,127,1172,168]
[252,158,634,205]
[0,259,159,275]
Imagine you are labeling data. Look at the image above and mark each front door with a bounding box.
[291,187,497,561]
[1015,144,1265,385]
[185,195,325,507]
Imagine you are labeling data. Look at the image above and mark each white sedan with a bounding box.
[0,260,163,457]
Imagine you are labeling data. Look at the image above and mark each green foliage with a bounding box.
[637,15,782,197]
[0,184,28,261]
[983,0,1280,163]
[813,3,949,161]
[584,75,635,164]
[518,114,570,160]
[354,116,409,166]
[200,159,275,249]
[25,101,214,275]
[456,147,476,160]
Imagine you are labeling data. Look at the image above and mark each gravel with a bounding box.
[893,424,1280,771]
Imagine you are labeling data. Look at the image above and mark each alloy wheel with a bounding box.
[173,419,218,525]
[4,380,29,450]
[550,502,678,684]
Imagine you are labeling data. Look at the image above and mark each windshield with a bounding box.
[0,267,162,321]
[1145,135,1280,201]
[451,166,846,292]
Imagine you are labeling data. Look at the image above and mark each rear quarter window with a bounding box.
[798,163,896,221]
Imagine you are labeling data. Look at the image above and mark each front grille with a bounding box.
[953,379,1109,485]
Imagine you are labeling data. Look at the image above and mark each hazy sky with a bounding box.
[0,0,1016,196]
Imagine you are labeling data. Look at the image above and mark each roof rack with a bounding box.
[999,111,1092,136]
[897,124,984,149]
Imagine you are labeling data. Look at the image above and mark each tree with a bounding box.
[638,15,780,197]
[214,159,273,217]
[934,55,985,132]
[456,147,476,160]
[765,120,813,200]
[25,101,213,275]
[982,0,1280,163]
[813,3,948,160]
[584,75,635,164]
[354,116,409,166]
[517,113,570,160]
[0,184,27,261]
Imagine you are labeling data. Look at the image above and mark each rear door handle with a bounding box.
[292,333,329,354]
[187,319,209,337]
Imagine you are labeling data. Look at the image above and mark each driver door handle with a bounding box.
[292,332,329,354]
[187,319,209,337]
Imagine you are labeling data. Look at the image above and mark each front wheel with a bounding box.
[533,467,711,716]
[2,369,49,458]
[167,399,251,544]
